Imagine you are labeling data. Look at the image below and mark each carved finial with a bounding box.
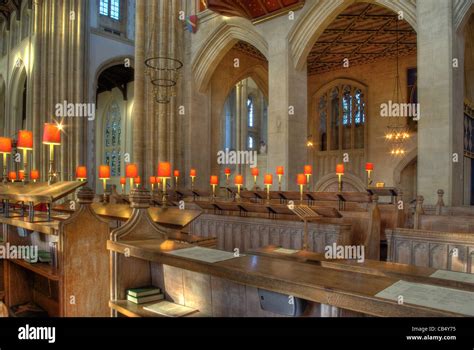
[416,195,424,205]
[130,187,151,209]
[77,187,94,205]
[436,189,445,215]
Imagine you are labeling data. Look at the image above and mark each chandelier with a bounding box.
[385,17,410,156]
[145,57,183,104]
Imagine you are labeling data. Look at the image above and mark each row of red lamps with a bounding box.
[0,123,61,184]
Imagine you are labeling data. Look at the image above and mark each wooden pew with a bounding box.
[108,238,474,317]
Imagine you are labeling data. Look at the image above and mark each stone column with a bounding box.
[267,35,308,190]
[417,0,463,205]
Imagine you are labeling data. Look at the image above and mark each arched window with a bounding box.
[104,101,122,177]
[247,96,254,127]
[317,82,366,152]
[100,0,120,20]
[248,135,254,150]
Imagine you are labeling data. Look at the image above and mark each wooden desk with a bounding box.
[108,239,470,317]
[250,246,474,292]
[53,203,202,229]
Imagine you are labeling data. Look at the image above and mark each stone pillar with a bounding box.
[267,36,308,190]
[417,0,462,205]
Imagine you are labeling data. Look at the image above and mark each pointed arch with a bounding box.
[289,0,417,71]
[8,63,28,132]
[192,20,269,93]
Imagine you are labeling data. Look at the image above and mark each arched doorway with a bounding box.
[95,63,134,194]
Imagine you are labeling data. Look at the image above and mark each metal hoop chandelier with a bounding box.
[145,56,183,104]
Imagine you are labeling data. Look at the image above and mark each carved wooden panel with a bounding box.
[429,244,448,270]
[394,239,412,265]
[448,244,468,272]
[412,242,429,267]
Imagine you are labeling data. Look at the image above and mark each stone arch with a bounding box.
[393,147,417,186]
[315,171,366,192]
[454,0,474,33]
[8,63,28,132]
[222,65,269,104]
[289,0,417,71]
[0,75,5,131]
[192,20,269,93]
[93,55,135,92]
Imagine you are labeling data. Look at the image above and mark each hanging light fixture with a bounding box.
[144,16,183,104]
[385,16,410,156]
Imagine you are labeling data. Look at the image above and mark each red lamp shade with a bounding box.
[234,175,243,185]
[157,162,171,178]
[210,175,219,185]
[120,177,126,185]
[42,123,61,145]
[157,177,162,184]
[17,130,33,150]
[149,176,157,184]
[264,174,273,185]
[8,171,17,181]
[19,170,25,180]
[174,170,180,177]
[76,166,87,180]
[336,164,345,175]
[98,165,110,179]
[190,168,197,177]
[365,162,374,171]
[134,176,141,185]
[0,137,12,153]
[224,168,231,175]
[30,170,39,181]
[276,166,284,175]
[304,165,313,175]
[297,173,307,185]
[251,167,259,177]
[126,163,138,178]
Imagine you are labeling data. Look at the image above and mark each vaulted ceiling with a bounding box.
[205,0,305,24]
[307,3,417,75]
[0,0,22,26]
[97,65,134,99]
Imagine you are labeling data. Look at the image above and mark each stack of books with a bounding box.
[126,286,164,304]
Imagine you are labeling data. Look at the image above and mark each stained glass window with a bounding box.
[104,101,121,177]
[100,0,109,16]
[247,96,254,128]
[318,83,366,152]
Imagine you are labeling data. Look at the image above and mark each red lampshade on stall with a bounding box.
[8,171,17,182]
[134,176,141,185]
[251,168,259,177]
[19,170,25,181]
[126,163,138,178]
[234,175,243,185]
[210,175,219,200]
[0,137,12,153]
[210,175,219,185]
[297,173,307,202]
[365,163,374,172]
[76,166,87,181]
[336,164,344,192]
[234,174,244,198]
[42,123,61,145]
[276,166,284,175]
[0,137,12,181]
[304,165,312,175]
[174,170,180,177]
[150,176,157,184]
[157,162,171,178]
[30,170,40,182]
[17,130,33,150]
[336,164,345,175]
[98,165,110,179]
[190,168,197,177]
[120,177,127,185]
[297,174,307,185]
[224,168,231,175]
[264,174,273,185]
